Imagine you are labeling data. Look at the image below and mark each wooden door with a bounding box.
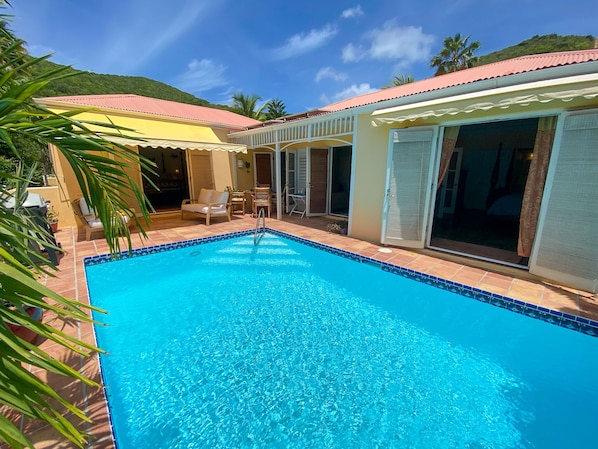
[187,153,213,200]
[255,153,272,186]
[309,148,328,215]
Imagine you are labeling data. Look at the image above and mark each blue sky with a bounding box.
[10,0,596,114]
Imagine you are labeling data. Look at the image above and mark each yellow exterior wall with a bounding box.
[44,106,240,229]
[48,145,86,227]
[45,108,226,143]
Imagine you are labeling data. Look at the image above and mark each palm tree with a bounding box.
[0,6,154,448]
[263,98,287,121]
[382,74,415,89]
[231,92,266,120]
[430,33,481,76]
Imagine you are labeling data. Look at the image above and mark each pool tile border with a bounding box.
[83,228,598,337]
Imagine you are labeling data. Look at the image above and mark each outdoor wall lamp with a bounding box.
[237,159,251,172]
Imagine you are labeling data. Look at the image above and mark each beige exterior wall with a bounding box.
[26,183,70,227]
[349,114,391,243]
[210,150,235,191]
[235,151,255,191]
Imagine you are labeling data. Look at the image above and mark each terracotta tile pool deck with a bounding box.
[13,212,598,448]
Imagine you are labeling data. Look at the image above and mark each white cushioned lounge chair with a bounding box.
[72,197,132,241]
[181,189,231,225]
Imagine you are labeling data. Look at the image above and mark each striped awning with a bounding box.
[107,136,247,153]
[372,85,598,125]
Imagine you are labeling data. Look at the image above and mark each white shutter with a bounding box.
[531,111,598,292]
[297,149,307,193]
[381,128,436,248]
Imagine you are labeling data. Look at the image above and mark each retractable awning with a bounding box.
[107,136,247,153]
[372,84,598,125]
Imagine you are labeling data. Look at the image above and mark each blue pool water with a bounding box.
[86,232,598,449]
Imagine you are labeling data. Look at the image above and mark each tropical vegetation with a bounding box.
[430,33,481,75]
[230,92,266,120]
[0,4,154,447]
[230,93,289,121]
[382,73,415,89]
[263,97,287,121]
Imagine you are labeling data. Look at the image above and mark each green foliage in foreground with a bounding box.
[0,5,155,447]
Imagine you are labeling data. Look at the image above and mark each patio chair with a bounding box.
[181,189,231,225]
[227,186,246,215]
[72,197,132,240]
[252,186,271,218]
[288,188,307,218]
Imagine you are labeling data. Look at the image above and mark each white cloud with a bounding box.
[315,67,348,82]
[343,20,434,65]
[367,21,434,62]
[341,5,364,19]
[175,58,228,93]
[342,43,365,62]
[271,25,337,60]
[329,83,377,103]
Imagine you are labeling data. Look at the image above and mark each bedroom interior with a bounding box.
[430,118,539,267]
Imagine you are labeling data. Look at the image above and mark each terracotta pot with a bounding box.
[50,221,58,232]
[6,306,43,345]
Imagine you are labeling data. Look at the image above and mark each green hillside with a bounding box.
[30,59,227,109]
[476,34,595,65]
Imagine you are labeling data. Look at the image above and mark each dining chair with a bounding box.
[252,187,271,218]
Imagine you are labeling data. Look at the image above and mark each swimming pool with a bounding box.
[85,230,598,448]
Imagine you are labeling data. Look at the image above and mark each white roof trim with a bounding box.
[372,75,598,125]
[108,136,247,153]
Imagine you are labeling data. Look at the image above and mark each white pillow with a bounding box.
[79,198,96,219]
[200,205,226,214]
[197,189,213,204]
[211,191,228,204]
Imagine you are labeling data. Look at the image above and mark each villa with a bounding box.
[13,47,598,448]
[35,48,598,293]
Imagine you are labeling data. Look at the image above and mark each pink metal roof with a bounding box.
[322,49,598,112]
[36,94,262,129]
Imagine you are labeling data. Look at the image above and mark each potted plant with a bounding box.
[3,301,44,345]
[46,206,59,232]
[326,221,348,235]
